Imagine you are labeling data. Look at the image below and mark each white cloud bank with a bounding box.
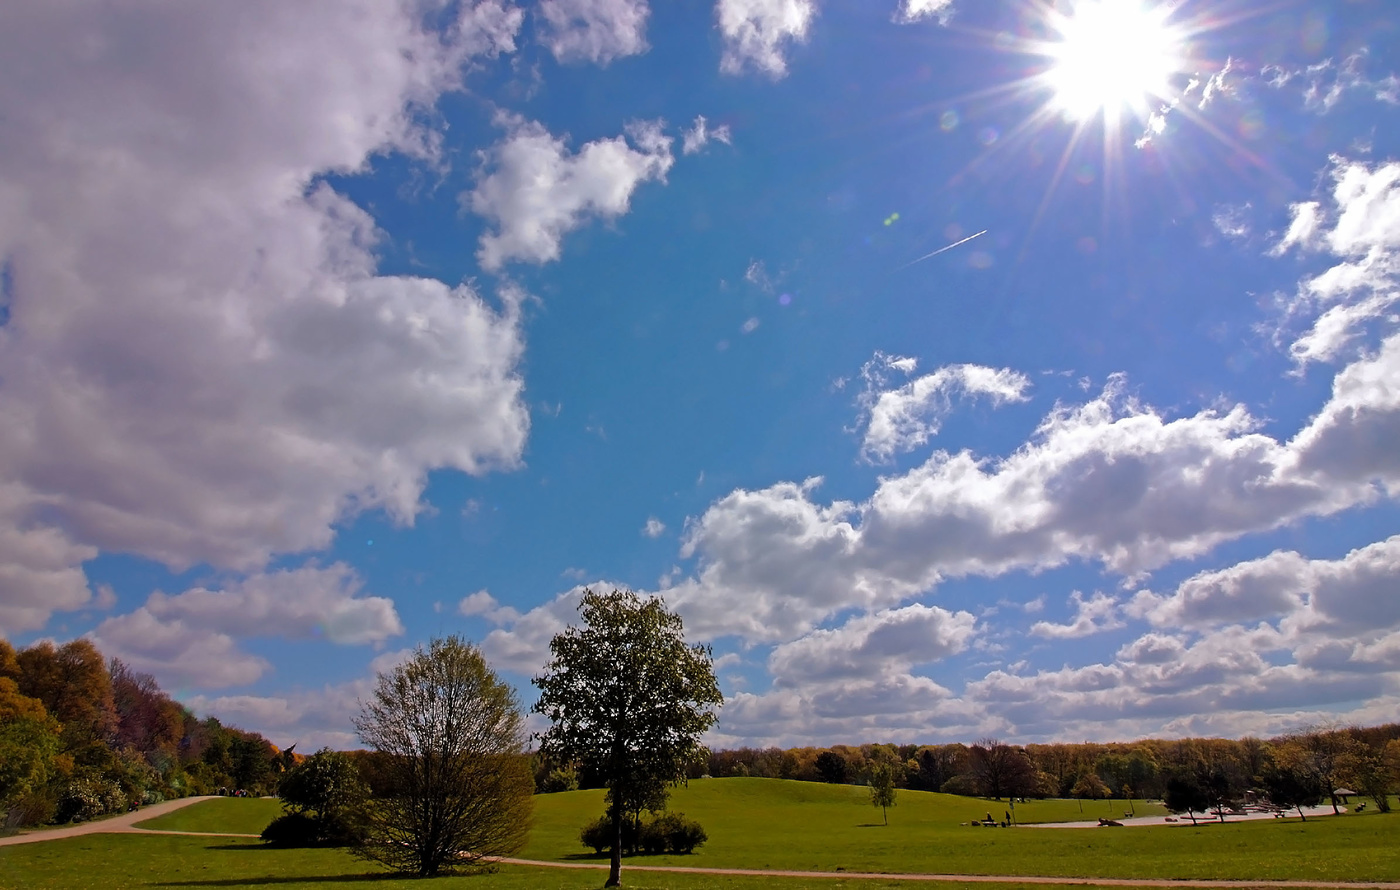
[0,1,531,636]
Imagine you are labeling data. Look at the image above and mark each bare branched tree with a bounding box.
[353,637,532,877]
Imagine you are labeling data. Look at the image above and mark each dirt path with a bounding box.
[0,795,219,847]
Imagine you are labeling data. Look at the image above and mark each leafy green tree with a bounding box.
[868,761,897,825]
[353,637,532,877]
[533,589,722,888]
[1164,774,1210,825]
[816,750,848,784]
[1072,772,1109,812]
[268,748,368,845]
[0,678,62,824]
[1262,747,1325,821]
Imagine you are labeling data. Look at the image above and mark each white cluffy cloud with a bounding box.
[0,1,530,636]
[468,114,674,270]
[683,115,733,155]
[893,0,955,25]
[536,0,649,65]
[1134,534,1400,635]
[857,353,1031,463]
[643,517,667,538]
[1030,591,1125,639]
[1273,159,1400,368]
[716,0,816,79]
[92,563,400,688]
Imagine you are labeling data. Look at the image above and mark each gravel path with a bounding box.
[0,795,219,846]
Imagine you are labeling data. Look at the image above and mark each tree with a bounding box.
[0,678,62,822]
[1261,748,1325,821]
[1072,773,1109,812]
[353,637,533,876]
[1164,774,1210,825]
[968,739,1038,800]
[266,748,368,845]
[869,761,897,825]
[816,750,848,784]
[17,640,117,750]
[533,589,722,888]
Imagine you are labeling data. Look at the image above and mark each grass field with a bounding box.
[1,780,1396,888]
[0,834,1260,890]
[521,779,1399,882]
[134,797,282,835]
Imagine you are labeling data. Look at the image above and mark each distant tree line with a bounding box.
[1,638,288,830]
[532,728,1400,817]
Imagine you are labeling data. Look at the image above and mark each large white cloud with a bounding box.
[0,1,530,635]
[91,563,402,689]
[535,0,649,65]
[467,114,674,270]
[768,604,975,686]
[716,0,816,79]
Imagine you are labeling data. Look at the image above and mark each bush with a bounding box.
[645,812,706,854]
[579,812,706,856]
[55,777,125,823]
[261,809,367,847]
[261,812,321,846]
[940,774,978,796]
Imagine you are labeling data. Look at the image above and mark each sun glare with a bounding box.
[1044,0,1185,123]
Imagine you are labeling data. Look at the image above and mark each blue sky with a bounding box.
[3,0,1400,750]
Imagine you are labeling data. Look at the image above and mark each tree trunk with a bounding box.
[882,805,887,825]
[1296,805,1306,822]
[1187,809,1197,825]
[605,804,623,887]
[1330,794,1339,815]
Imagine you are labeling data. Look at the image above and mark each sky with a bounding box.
[2,0,1399,752]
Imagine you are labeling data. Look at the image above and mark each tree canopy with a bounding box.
[532,589,721,888]
[353,637,532,877]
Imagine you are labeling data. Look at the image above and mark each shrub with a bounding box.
[261,812,320,846]
[646,812,706,854]
[940,774,978,796]
[580,813,706,856]
[580,815,638,855]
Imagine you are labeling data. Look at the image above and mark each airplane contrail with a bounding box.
[899,229,987,269]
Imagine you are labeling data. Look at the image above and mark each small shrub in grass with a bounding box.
[580,813,706,856]
[581,815,639,855]
[262,812,320,846]
[647,812,706,854]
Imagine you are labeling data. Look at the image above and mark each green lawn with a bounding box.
[134,797,282,835]
[0,834,1142,890]
[1,780,1396,888]
[523,779,1400,882]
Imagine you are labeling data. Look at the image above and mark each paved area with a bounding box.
[1024,805,1344,829]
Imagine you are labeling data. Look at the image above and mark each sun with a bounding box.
[1043,0,1186,124]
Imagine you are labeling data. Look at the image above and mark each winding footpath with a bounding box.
[2,797,1396,889]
